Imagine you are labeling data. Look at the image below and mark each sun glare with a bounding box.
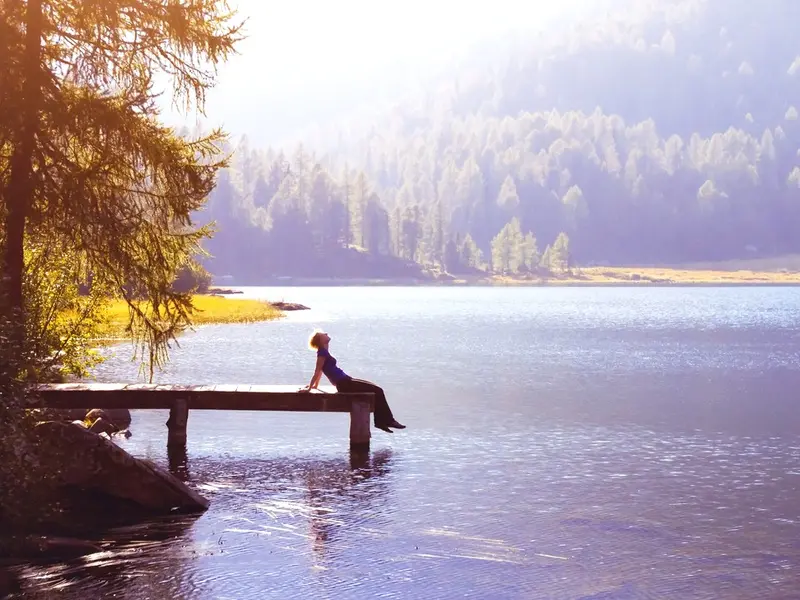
[162,0,596,134]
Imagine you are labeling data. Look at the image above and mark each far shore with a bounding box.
[483,265,800,286]
[210,265,800,288]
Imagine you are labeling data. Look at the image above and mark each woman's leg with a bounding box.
[336,377,396,428]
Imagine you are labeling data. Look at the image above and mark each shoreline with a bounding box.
[210,267,800,288]
[214,281,800,288]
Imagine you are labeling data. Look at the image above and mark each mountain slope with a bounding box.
[198,0,800,280]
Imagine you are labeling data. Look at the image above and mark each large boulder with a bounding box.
[32,422,208,518]
[84,409,131,437]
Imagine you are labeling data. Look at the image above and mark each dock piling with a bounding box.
[349,398,371,450]
[166,398,189,448]
[33,384,375,451]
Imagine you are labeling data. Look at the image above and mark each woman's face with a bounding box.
[321,332,331,345]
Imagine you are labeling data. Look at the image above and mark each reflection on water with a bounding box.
[9,449,396,599]
[11,423,800,599]
[7,287,800,599]
[168,444,190,482]
[4,516,199,599]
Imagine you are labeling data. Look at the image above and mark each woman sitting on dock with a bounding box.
[301,330,406,434]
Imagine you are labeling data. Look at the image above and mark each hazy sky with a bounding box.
[163,0,597,143]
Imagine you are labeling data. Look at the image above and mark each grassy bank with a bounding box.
[221,264,800,287]
[96,295,283,341]
[480,265,800,286]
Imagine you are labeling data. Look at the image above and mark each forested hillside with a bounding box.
[201,0,800,281]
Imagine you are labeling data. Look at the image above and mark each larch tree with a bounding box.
[551,232,571,272]
[0,0,244,379]
[521,232,540,273]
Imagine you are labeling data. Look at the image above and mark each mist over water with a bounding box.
[10,286,800,599]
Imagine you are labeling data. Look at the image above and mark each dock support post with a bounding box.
[167,444,189,482]
[166,398,189,449]
[349,398,371,451]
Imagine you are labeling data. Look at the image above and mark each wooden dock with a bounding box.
[32,383,375,450]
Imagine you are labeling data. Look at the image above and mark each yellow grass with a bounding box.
[97,295,283,340]
[675,254,800,272]
[481,265,800,286]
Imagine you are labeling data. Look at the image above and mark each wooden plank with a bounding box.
[213,384,238,393]
[241,384,338,394]
[122,383,157,391]
[248,384,275,394]
[188,391,373,412]
[31,384,374,412]
[36,383,87,392]
[184,385,216,393]
[33,389,173,410]
[81,383,127,391]
[159,384,197,394]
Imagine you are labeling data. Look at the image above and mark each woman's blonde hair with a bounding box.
[308,329,323,350]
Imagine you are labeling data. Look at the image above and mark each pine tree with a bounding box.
[522,232,540,273]
[401,206,422,261]
[352,172,370,248]
[443,238,460,273]
[491,227,510,273]
[506,218,525,273]
[491,218,525,273]
[363,194,391,255]
[562,185,588,231]
[496,175,520,211]
[434,201,445,267]
[540,245,553,272]
[393,206,403,257]
[459,234,482,270]
[552,232,571,272]
[1,0,243,374]
[341,165,353,247]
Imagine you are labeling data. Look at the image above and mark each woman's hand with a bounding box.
[302,356,325,393]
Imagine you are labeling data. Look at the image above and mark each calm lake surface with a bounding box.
[11,286,800,599]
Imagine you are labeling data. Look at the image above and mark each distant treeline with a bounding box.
[197,0,800,281]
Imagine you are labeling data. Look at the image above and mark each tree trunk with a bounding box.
[2,0,42,329]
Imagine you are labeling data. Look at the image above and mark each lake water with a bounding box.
[10,286,800,599]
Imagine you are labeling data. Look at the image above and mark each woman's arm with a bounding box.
[302,355,326,390]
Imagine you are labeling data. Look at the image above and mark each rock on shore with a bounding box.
[269,301,310,311]
[32,421,208,518]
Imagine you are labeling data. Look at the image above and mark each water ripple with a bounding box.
[9,287,800,599]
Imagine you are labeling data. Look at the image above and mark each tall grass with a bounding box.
[96,295,283,341]
[487,266,800,286]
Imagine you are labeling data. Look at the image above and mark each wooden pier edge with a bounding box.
[32,383,376,452]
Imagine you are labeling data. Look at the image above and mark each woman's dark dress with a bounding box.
[317,347,396,428]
